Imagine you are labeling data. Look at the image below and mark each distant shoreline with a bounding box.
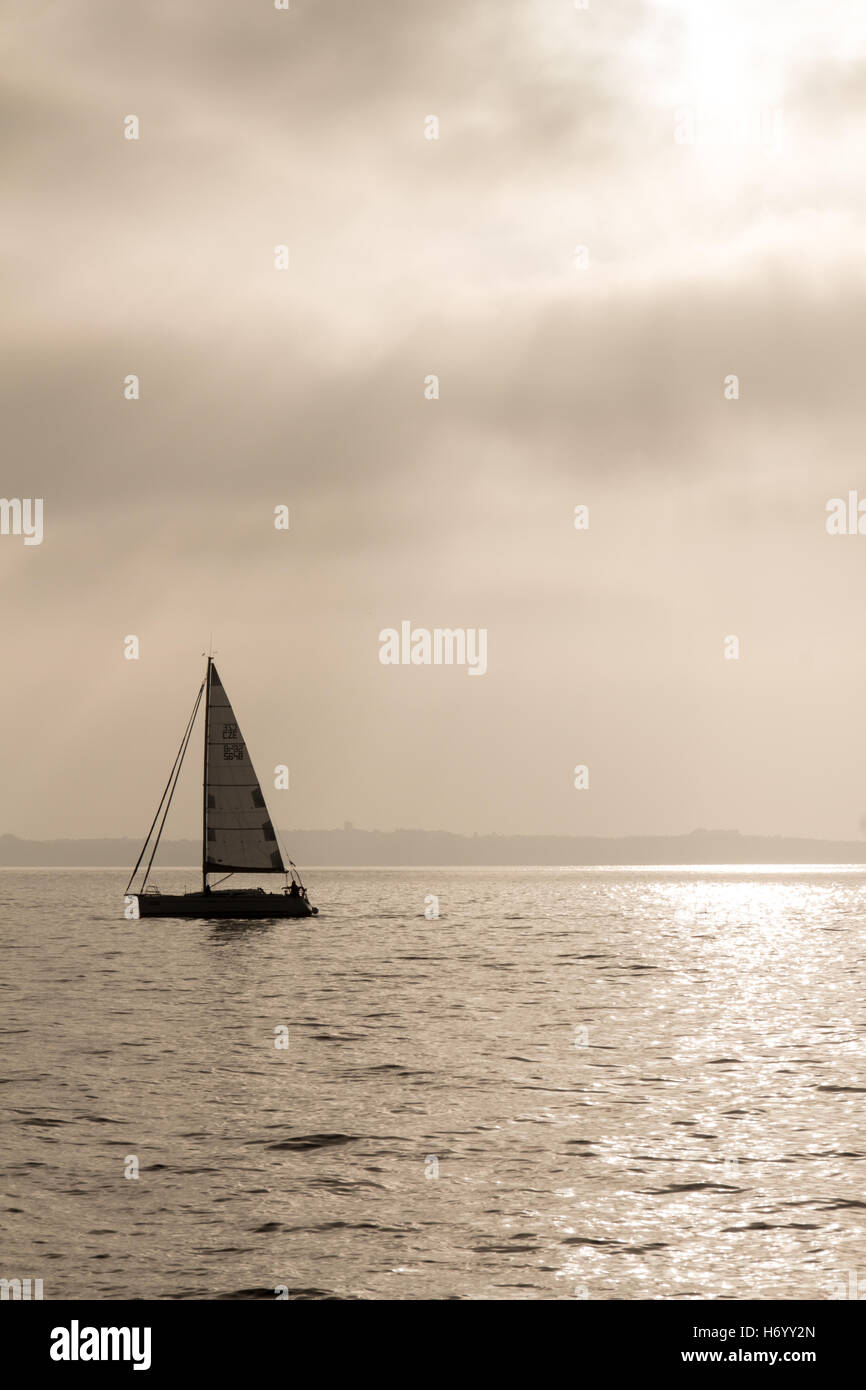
[3,827,866,868]
[4,863,866,873]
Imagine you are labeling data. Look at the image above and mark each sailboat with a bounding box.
[126,657,318,920]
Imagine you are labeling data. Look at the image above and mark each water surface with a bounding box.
[1,866,864,1300]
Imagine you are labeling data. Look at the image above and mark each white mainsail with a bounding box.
[204,664,284,874]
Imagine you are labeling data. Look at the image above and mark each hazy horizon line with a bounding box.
[4,827,866,845]
[5,863,866,873]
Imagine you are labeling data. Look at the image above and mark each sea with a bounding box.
[1,866,864,1301]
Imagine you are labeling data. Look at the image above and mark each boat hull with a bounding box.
[135,891,317,920]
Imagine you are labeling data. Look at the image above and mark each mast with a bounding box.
[202,655,213,892]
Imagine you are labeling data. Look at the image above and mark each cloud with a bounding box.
[3,0,866,840]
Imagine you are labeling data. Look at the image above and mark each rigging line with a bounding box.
[134,679,205,894]
[274,826,290,877]
[275,827,301,885]
[141,680,205,892]
[125,678,205,895]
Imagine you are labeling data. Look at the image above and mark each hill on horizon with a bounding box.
[2,827,866,867]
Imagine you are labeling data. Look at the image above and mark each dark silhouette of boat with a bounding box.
[126,657,317,920]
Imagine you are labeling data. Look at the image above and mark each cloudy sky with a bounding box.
[3,0,866,843]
